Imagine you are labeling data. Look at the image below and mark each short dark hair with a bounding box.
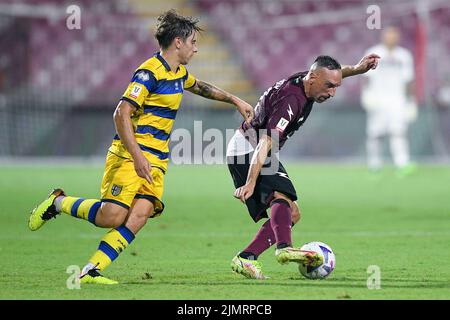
[313,55,341,70]
[155,9,203,50]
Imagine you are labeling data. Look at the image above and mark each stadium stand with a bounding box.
[195,0,449,104]
[0,0,449,159]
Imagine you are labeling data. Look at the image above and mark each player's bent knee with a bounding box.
[272,192,301,224]
[97,202,128,228]
[272,191,293,207]
[125,200,156,234]
[130,200,155,222]
[138,207,155,221]
[143,201,155,219]
[110,215,127,228]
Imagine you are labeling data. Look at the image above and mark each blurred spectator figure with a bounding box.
[361,26,417,176]
[436,75,450,110]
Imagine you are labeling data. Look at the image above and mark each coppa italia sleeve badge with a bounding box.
[276,117,289,132]
[130,84,143,99]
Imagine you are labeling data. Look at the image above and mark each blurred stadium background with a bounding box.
[0,0,449,163]
[1,0,450,301]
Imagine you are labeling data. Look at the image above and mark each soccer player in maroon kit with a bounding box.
[227,54,380,279]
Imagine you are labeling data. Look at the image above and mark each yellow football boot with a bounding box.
[275,247,323,266]
[231,254,267,280]
[28,188,65,231]
[80,268,118,285]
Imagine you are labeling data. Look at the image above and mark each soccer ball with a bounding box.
[298,241,335,279]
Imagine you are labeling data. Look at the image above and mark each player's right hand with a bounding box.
[355,53,380,74]
[234,183,255,203]
[133,153,153,184]
[235,99,255,125]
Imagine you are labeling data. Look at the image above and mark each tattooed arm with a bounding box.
[187,80,254,123]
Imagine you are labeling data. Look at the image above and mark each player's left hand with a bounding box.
[354,53,380,74]
[235,99,254,125]
[234,183,255,203]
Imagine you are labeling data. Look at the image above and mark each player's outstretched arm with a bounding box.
[341,53,380,78]
[234,134,272,203]
[187,79,254,123]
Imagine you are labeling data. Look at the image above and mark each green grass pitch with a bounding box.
[1,163,449,299]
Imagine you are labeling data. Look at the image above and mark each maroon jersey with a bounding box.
[241,72,314,149]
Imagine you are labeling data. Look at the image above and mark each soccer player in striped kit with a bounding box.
[28,10,254,284]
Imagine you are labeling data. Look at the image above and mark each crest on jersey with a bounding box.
[276,117,289,133]
[111,185,122,197]
[136,70,150,82]
[130,84,143,99]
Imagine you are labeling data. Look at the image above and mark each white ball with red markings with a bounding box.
[298,241,335,279]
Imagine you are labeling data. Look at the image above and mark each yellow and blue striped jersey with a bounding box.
[109,52,196,172]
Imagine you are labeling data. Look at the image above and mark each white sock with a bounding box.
[54,196,65,212]
[81,263,96,276]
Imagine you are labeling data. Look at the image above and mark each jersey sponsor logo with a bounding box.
[130,84,143,99]
[276,117,289,133]
[111,184,122,197]
[136,70,150,82]
[287,104,294,120]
